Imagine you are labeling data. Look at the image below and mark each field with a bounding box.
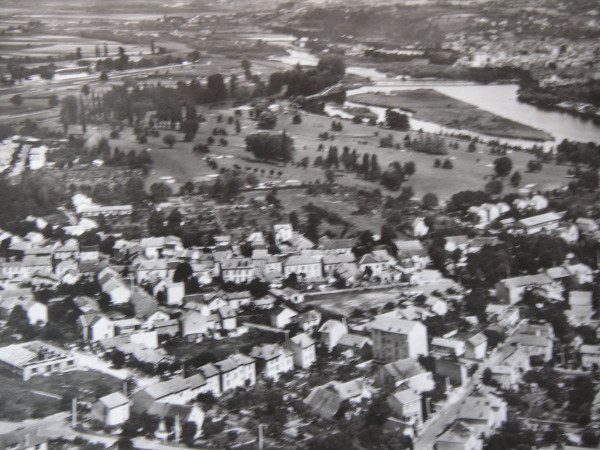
[0,370,122,421]
[304,280,457,316]
[350,89,553,141]
[92,100,570,204]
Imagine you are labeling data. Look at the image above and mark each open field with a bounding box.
[79,98,570,205]
[350,89,553,141]
[0,370,122,421]
[304,279,457,316]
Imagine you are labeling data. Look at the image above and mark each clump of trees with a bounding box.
[407,134,447,155]
[385,109,410,131]
[245,131,294,163]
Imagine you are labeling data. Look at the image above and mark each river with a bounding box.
[270,47,600,148]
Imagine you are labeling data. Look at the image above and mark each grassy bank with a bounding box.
[350,89,553,141]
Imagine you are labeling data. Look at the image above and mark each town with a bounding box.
[0,1,599,450]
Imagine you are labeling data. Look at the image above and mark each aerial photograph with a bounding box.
[0,0,599,448]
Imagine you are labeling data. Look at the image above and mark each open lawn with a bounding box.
[0,370,122,421]
[102,101,569,203]
[350,89,552,141]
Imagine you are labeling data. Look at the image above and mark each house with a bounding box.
[250,343,294,380]
[485,304,520,328]
[284,333,316,369]
[283,255,322,280]
[566,290,594,326]
[576,217,599,234]
[78,314,115,342]
[99,276,131,305]
[387,389,423,429]
[370,314,428,362]
[113,318,142,335]
[507,320,554,363]
[198,363,221,396]
[130,288,159,318]
[139,236,183,259]
[465,332,488,360]
[434,358,469,387]
[495,273,554,304]
[291,309,322,333]
[80,245,100,262]
[318,320,348,352]
[0,295,47,325]
[435,421,482,450]
[394,240,429,269]
[357,253,390,277]
[0,427,49,450]
[220,258,254,284]
[425,297,448,316]
[431,337,466,357]
[457,391,507,437]
[91,392,130,427]
[565,263,594,285]
[318,237,355,255]
[218,306,237,330]
[322,253,356,276]
[180,311,217,340]
[148,403,205,440]
[515,211,564,234]
[444,235,469,253]
[513,195,548,212]
[134,259,168,284]
[304,379,371,419]
[215,354,256,392]
[580,345,600,370]
[269,305,298,329]
[132,377,192,412]
[411,217,429,237]
[273,223,293,244]
[376,358,435,393]
[0,341,76,381]
[335,333,372,359]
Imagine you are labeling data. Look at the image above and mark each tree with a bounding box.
[403,161,416,178]
[7,305,35,338]
[325,168,335,184]
[365,394,392,426]
[269,72,284,94]
[48,94,59,108]
[181,421,197,445]
[442,159,453,169]
[485,179,503,195]
[163,134,176,148]
[10,94,23,106]
[494,156,513,177]
[257,111,277,130]
[467,141,477,152]
[422,192,439,209]
[317,55,345,79]
[99,71,109,82]
[245,132,294,163]
[206,73,227,102]
[149,182,171,203]
[510,171,521,187]
[60,95,79,133]
[385,109,409,131]
[292,113,302,124]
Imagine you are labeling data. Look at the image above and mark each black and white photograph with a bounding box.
[0,0,599,448]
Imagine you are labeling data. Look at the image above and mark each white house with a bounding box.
[370,314,428,362]
[79,314,115,342]
[91,392,130,427]
[269,306,298,329]
[318,319,348,352]
[284,333,316,369]
[283,255,322,280]
[250,343,294,380]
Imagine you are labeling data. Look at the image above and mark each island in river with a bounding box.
[349,89,553,142]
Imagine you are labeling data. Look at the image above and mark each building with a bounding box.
[91,392,130,427]
[273,223,293,244]
[318,237,355,254]
[435,421,482,450]
[376,358,435,393]
[495,273,554,305]
[318,319,348,352]
[431,337,466,358]
[283,255,322,280]
[250,344,294,381]
[0,341,76,381]
[78,314,115,342]
[180,311,217,340]
[0,427,49,450]
[370,315,428,362]
[515,211,563,234]
[387,389,423,429]
[220,258,254,284]
[0,295,47,325]
[580,345,600,369]
[269,306,298,329]
[465,332,488,360]
[284,333,316,369]
[335,333,372,359]
[457,391,507,437]
[215,354,256,392]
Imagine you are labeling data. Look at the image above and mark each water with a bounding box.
[272,47,600,147]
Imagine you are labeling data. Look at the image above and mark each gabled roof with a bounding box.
[303,386,343,418]
[381,358,427,380]
[337,333,371,348]
[250,343,292,361]
[215,354,255,373]
[370,315,422,335]
[517,211,564,227]
[288,333,315,349]
[319,238,355,250]
[143,377,189,400]
[199,363,220,379]
[390,389,420,404]
[437,421,476,444]
[500,273,552,288]
[98,392,129,409]
[318,319,347,334]
[284,255,320,267]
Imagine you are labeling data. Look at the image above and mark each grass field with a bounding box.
[0,370,122,421]
[85,98,570,205]
[350,89,553,141]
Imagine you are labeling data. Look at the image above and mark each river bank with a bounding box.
[350,89,553,142]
